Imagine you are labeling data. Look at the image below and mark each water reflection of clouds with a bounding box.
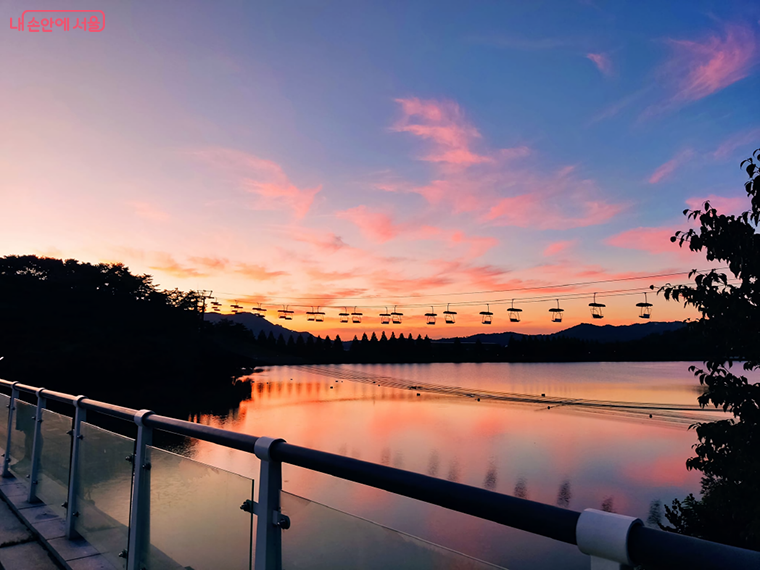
[183,363,708,570]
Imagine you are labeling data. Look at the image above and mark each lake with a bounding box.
[174,362,728,570]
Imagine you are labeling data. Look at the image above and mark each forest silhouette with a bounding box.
[0,255,251,414]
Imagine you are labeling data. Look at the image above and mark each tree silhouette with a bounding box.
[661,148,760,550]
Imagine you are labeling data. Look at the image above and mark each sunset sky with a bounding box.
[1,1,758,336]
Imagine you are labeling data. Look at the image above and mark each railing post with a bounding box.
[576,508,642,570]
[2,382,19,478]
[127,409,153,570]
[65,395,87,539]
[253,436,287,570]
[27,388,47,503]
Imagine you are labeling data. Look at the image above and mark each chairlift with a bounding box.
[508,299,523,323]
[379,307,391,325]
[315,307,325,323]
[306,307,316,322]
[278,305,294,321]
[443,303,457,324]
[339,308,350,324]
[391,306,403,324]
[636,292,653,319]
[230,300,243,314]
[425,307,437,325]
[549,299,564,323]
[589,293,605,319]
[480,304,493,325]
[252,303,267,318]
[351,307,363,324]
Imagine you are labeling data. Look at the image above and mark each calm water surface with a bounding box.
[178,362,728,570]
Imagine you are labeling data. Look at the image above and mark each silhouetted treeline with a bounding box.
[0,255,252,414]
[219,322,715,365]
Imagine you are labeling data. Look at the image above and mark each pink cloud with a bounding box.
[543,240,576,257]
[148,253,205,278]
[665,24,758,103]
[385,99,623,226]
[189,256,229,270]
[685,194,747,214]
[334,208,498,257]
[287,227,350,253]
[234,263,289,280]
[392,98,492,167]
[586,53,613,76]
[485,193,622,230]
[128,201,169,221]
[647,149,694,184]
[606,227,682,255]
[335,205,401,243]
[188,148,321,219]
[712,127,760,159]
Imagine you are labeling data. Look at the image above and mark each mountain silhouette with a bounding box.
[205,312,314,341]
[436,321,686,346]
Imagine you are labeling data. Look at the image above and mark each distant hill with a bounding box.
[551,321,686,343]
[205,312,314,341]
[436,321,686,346]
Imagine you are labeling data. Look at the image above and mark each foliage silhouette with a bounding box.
[660,148,760,550]
[0,255,251,414]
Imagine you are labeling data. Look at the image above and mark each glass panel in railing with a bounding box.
[0,393,9,455]
[35,408,73,518]
[9,400,37,482]
[281,492,506,570]
[75,422,135,570]
[143,445,254,570]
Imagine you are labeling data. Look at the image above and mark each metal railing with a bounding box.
[0,378,758,570]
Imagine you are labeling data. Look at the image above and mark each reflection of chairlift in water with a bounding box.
[339,308,350,324]
[379,307,391,325]
[278,305,294,321]
[480,304,493,325]
[252,303,266,318]
[549,299,564,323]
[425,307,437,325]
[443,304,457,324]
[230,301,243,314]
[636,292,653,319]
[508,299,523,323]
[589,293,605,319]
[351,307,363,324]
[314,307,325,322]
[391,306,403,324]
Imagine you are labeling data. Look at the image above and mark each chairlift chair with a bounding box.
[391,306,403,324]
[379,307,391,325]
[425,307,437,325]
[252,303,267,318]
[589,293,606,319]
[306,307,316,322]
[279,305,294,320]
[443,303,457,324]
[636,292,653,319]
[230,301,243,314]
[480,304,493,325]
[351,307,363,324]
[508,299,523,323]
[339,308,350,324]
[549,299,564,323]
[315,307,325,323]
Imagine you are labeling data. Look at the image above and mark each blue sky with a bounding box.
[1,0,758,334]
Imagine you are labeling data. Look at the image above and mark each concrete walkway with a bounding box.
[0,477,113,570]
[0,492,61,570]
